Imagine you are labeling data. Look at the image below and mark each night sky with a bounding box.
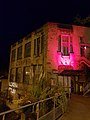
[0,0,90,72]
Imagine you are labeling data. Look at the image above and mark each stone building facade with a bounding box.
[8,22,90,98]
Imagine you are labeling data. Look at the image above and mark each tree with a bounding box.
[73,15,90,26]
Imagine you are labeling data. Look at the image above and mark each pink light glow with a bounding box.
[47,26,77,72]
[57,52,75,69]
[47,24,89,73]
[60,56,70,65]
[58,54,73,66]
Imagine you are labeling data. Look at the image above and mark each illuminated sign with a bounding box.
[60,56,71,65]
[9,82,18,88]
[9,87,16,94]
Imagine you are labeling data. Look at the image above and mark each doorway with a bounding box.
[71,76,80,94]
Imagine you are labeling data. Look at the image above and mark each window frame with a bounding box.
[37,37,40,57]
[24,42,31,58]
[23,67,32,84]
[17,46,22,60]
[16,67,22,83]
[34,39,37,56]
[11,49,16,61]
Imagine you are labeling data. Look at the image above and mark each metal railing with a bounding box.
[0,95,68,120]
[80,57,90,68]
[83,82,90,95]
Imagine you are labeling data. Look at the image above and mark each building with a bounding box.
[8,22,90,99]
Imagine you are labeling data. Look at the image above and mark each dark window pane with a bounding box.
[62,36,69,56]
[70,44,73,53]
[80,47,85,57]
[80,37,84,43]
[24,42,31,58]
[16,68,22,83]
[37,37,40,56]
[23,67,32,84]
[10,69,15,82]
[17,46,22,59]
[41,35,44,53]
[58,35,61,52]
[34,39,36,55]
[11,49,16,61]
[62,46,68,55]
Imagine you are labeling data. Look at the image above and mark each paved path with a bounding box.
[58,94,90,120]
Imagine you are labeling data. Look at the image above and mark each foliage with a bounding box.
[19,79,67,113]
[73,15,90,26]
[39,84,67,113]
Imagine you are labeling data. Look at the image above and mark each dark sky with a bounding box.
[0,0,90,72]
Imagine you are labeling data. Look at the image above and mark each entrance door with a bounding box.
[58,76,71,94]
[71,76,79,94]
[71,76,84,94]
[71,76,76,93]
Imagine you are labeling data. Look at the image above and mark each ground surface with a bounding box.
[58,94,90,120]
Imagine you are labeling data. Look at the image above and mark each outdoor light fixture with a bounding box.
[84,46,86,49]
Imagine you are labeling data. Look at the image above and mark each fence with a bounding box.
[0,94,68,120]
[83,82,90,95]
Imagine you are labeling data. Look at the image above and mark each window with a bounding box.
[33,65,36,76]
[62,46,68,55]
[58,35,73,55]
[70,37,72,42]
[37,37,40,56]
[80,46,85,57]
[32,65,43,82]
[80,37,85,57]
[34,39,37,55]
[34,37,42,56]
[24,42,31,58]
[17,46,22,60]
[23,67,32,84]
[58,35,61,52]
[11,49,16,61]
[41,35,44,53]
[16,68,22,83]
[80,37,84,44]
[62,36,69,56]
[70,45,73,53]
[10,69,15,82]
[70,37,73,53]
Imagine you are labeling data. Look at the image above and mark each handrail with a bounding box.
[83,82,90,92]
[80,57,90,68]
[0,96,54,116]
[0,94,68,120]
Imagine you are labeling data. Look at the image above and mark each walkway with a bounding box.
[58,94,90,120]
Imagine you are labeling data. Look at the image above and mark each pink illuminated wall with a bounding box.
[46,23,90,74]
[47,23,75,73]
